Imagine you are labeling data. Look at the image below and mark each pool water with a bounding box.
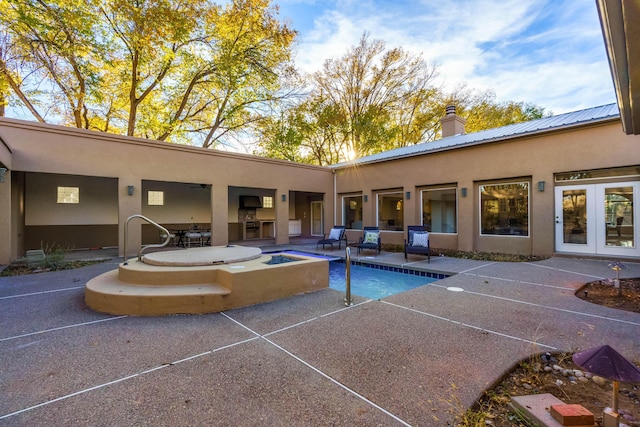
[264,255,299,265]
[329,262,437,299]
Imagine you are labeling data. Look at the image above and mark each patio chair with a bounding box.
[404,225,430,262]
[200,230,212,246]
[185,231,202,247]
[316,226,347,250]
[357,226,381,255]
[160,231,176,246]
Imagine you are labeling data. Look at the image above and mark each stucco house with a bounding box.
[0,0,638,265]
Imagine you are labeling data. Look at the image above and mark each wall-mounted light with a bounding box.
[405,191,411,200]
[537,181,545,192]
[127,185,134,196]
[0,167,6,183]
[461,187,467,197]
[363,195,368,202]
[281,194,286,202]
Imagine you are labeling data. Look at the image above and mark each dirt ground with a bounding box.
[468,279,640,427]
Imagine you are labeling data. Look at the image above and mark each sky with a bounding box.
[274,0,616,115]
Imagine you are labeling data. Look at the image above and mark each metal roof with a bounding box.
[331,103,620,168]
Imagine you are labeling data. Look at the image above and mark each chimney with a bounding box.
[440,105,466,137]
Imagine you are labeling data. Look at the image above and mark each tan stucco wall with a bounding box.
[0,118,333,263]
[2,115,640,264]
[335,121,640,256]
[0,137,13,263]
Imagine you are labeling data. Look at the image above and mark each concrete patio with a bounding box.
[1,246,639,426]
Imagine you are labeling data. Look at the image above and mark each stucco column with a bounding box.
[275,190,290,244]
[325,187,335,236]
[457,182,475,252]
[211,184,228,246]
[532,175,554,256]
[0,170,11,264]
[403,187,416,228]
[362,188,374,228]
[118,178,142,260]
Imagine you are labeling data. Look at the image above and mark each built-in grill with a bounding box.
[244,221,259,230]
[239,197,260,239]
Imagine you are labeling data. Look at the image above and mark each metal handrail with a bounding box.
[344,247,352,306]
[123,214,172,265]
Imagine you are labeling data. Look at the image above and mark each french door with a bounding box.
[311,201,323,236]
[555,182,638,256]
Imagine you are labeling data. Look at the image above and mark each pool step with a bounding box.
[117,261,223,286]
[85,269,231,316]
[84,255,329,316]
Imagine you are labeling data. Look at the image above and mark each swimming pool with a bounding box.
[329,261,440,299]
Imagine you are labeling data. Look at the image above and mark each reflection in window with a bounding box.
[422,188,457,233]
[480,182,529,236]
[343,195,363,229]
[377,192,403,231]
[561,189,587,244]
[605,186,634,247]
[57,186,79,204]
[148,191,164,206]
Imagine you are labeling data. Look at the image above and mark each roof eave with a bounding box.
[331,114,619,169]
[596,0,640,135]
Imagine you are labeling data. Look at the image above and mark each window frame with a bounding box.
[341,194,363,230]
[147,190,165,206]
[479,181,530,237]
[57,186,79,204]
[420,186,458,234]
[376,190,404,231]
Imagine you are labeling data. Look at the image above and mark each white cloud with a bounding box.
[283,0,616,112]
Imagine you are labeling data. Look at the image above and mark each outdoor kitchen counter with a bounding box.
[260,220,275,238]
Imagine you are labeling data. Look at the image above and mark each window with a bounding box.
[480,182,529,236]
[342,195,363,229]
[57,186,79,204]
[377,191,403,231]
[148,191,164,206]
[422,188,457,233]
[262,196,273,208]
[555,166,640,182]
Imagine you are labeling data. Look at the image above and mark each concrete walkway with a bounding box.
[1,247,639,426]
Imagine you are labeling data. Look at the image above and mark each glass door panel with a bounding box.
[604,186,634,247]
[555,186,595,253]
[597,183,638,256]
[311,201,323,236]
[562,189,588,244]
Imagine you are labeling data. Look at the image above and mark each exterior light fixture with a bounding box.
[608,261,626,296]
[538,181,545,191]
[461,187,467,197]
[406,191,411,200]
[281,194,286,202]
[364,195,368,202]
[0,167,7,183]
[127,185,134,196]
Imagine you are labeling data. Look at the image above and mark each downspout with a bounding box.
[332,169,337,225]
